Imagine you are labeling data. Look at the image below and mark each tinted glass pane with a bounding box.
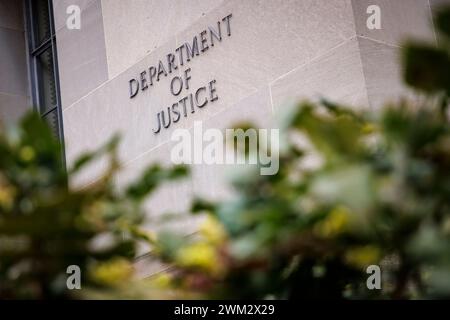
[33,0,51,46]
[36,47,57,114]
[43,107,60,140]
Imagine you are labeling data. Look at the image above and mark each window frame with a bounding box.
[24,0,66,165]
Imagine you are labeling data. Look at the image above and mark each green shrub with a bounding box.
[1,5,450,301]
[0,114,187,299]
[151,6,450,299]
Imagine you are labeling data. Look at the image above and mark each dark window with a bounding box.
[24,0,65,162]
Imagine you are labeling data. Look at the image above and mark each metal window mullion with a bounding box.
[27,0,37,50]
[48,0,56,38]
[24,0,66,168]
[31,55,42,114]
[30,37,52,56]
[48,0,66,168]
[28,0,47,51]
[41,105,57,118]
[24,0,39,113]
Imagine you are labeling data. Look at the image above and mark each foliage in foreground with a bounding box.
[0,5,449,300]
[149,7,450,299]
[154,98,449,299]
[0,115,187,299]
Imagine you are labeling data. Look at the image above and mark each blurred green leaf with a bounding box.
[435,7,450,39]
[403,44,450,94]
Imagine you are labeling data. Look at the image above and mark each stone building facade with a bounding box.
[0,0,447,276]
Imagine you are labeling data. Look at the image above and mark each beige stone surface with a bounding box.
[0,1,30,125]
[176,0,356,97]
[0,93,31,125]
[61,0,436,195]
[113,86,272,209]
[101,0,225,78]
[52,0,97,31]
[271,37,369,111]
[62,37,179,188]
[56,0,109,109]
[189,86,274,200]
[0,27,28,97]
[113,139,200,257]
[358,37,412,109]
[56,0,437,275]
[351,0,435,46]
[63,0,357,184]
